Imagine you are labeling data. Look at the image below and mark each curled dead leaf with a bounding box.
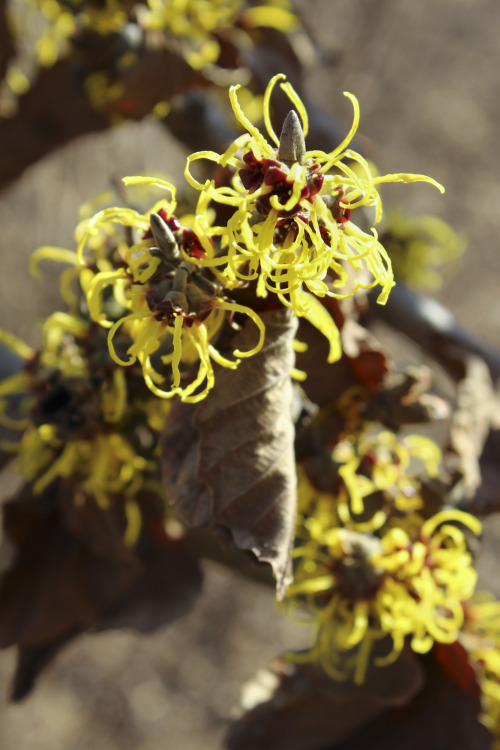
[0,481,203,699]
[226,646,424,750]
[333,646,491,750]
[363,366,450,430]
[447,357,499,502]
[226,644,491,750]
[163,308,298,599]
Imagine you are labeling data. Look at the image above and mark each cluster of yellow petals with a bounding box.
[463,595,500,743]
[7,418,156,546]
[74,177,265,403]
[8,0,128,69]
[142,0,297,69]
[331,429,442,532]
[382,209,466,292]
[0,313,167,543]
[17,423,152,504]
[4,0,297,89]
[185,74,444,346]
[25,72,446,398]
[286,433,481,684]
[17,72,447,402]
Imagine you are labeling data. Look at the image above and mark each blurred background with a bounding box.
[0,0,499,747]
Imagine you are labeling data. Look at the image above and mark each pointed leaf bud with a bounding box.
[278,110,306,166]
[150,212,180,260]
[165,290,188,313]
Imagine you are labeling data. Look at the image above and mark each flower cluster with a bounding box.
[0,311,168,539]
[3,0,298,101]
[463,594,500,744]
[185,74,444,327]
[380,209,466,291]
[75,178,265,402]
[332,429,442,531]
[7,0,132,69]
[32,74,444,402]
[285,433,481,684]
[142,0,298,69]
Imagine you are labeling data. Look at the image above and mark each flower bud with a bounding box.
[150,212,180,260]
[278,110,306,166]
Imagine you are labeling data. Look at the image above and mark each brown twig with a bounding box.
[0,39,202,193]
[0,61,110,193]
[368,284,500,382]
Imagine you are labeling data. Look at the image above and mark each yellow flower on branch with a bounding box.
[286,501,481,684]
[185,74,444,357]
[142,0,298,69]
[380,209,466,291]
[0,313,169,539]
[462,594,500,743]
[333,429,442,532]
[9,0,129,69]
[295,429,442,537]
[77,177,265,402]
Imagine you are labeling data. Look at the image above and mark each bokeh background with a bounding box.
[0,0,499,747]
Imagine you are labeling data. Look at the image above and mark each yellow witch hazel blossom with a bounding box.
[462,594,500,743]
[286,460,481,684]
[381,209,466,292]
[16,424,154,511]
[8,0,129,68]
[0,312,168,541]
[185,74,444,362]
[142,0,298,69]
[332,429,442,532]
[76,177,265,402]
[6,0,297,79]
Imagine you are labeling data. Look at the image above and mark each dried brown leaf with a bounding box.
[331,646,491,750]
[340,319,389,391]
[363,366,450,430]
[0,482,139,650]
[465,426,500,515]
[0,481,203,698]
[163,308,298,598]
[226,645,490,750]
[448,356,500,500]
[226,647,424,750]
[96,515,203,633]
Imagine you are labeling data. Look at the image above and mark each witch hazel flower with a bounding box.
[76,177,265,403]
[185,74,444,361]
[286,501,481,684]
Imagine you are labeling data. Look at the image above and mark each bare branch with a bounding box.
[0,41,202,193]
[369,284,500,381]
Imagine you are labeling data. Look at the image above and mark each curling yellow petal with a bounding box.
[122,175,176,199]
[30,247,77,277]
[229,84,275,157]
[421,509,482,539]
[373,173,445,194]
[263,73,287,147]
[280,80,309,138]
[316,92,360,170]
[0,328,34,361]
[293,291,341,363]
[216,300,266,358]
